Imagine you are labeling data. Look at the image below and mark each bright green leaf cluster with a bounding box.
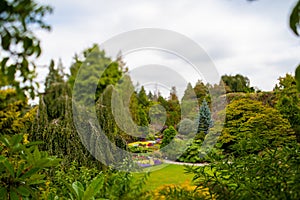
[0,0,52,98]
[0,134,60,199]
[221,98,295,154]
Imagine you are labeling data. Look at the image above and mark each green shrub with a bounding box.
[47,161,149,200]
[161,138,186,160]
[161,126,177,149]
[187,142,300,199]
[178,118,195,135]
[0,134,60,199]
[178,139,223,163]
[220,98,295,154]
[152,180,211,200]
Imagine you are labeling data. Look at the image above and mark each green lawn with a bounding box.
[134,164,195,191]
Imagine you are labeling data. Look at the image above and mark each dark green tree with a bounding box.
[181,83,198,119]
[113,74,138,138]
[221,74,254,93]
[68,44,123,103]
[31,61,104,169]
[44,60,64,90]
[67,54,82,89]
[42,60,67,120]
[96,85,128,152]
[129,91,140,125]
[182,83,195,101]
[197,99,213,134]
[137,106,148,127]
[166,86,181,127]
[135,86,150,135]
[193,80,208,105]
[158,95,168,109]
[137,86,149,107]
[147,91,154,101]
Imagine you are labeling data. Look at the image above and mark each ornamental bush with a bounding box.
[220,98,296,154]
[187,142,300,199]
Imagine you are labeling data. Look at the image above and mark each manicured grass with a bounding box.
[134,164,195,191]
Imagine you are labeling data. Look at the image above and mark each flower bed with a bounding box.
[134,155,163,168]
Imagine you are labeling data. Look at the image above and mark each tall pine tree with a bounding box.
[197,99,213,134]
[166,86,181,127]
[181,82,198,119]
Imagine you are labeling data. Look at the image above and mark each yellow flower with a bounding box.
[23,134,29,144]
[151,180,213,200]
[45,180,51,187]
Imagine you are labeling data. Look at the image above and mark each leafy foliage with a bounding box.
[160,126,177,149]
[181,83,198,119]
[31,61,104,169]
[69,44,123,103]
[290,0,300,36]
[178,137,223,163]
[221,98,295,154]
[48,161,149,200]
[187,142,300,199]
[45,59,65,90]
[224,91,277,107]
[165,87,181,127]
[178,118,195,135]
[160,138,187,160]
[0,0,52,98]
[178,139,204,163]
[0,88,35,135]
[50,161,100,197]
[274,74,300,141]
[221,74,254,93]
[64,176,104,200]
[2,1,300,198]
[0,134,60,199]
[152,180,211,200]
[193,80,208,106]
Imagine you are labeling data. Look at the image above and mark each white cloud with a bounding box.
[35,0,300,92]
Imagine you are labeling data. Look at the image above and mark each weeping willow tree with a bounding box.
[31,46,131,169]
[31,60,100,168]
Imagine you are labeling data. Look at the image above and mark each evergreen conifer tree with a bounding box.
[197,99,213,134]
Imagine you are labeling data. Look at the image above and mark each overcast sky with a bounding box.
[36,0,300,94]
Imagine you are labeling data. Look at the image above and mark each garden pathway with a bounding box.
[164,160,209,166]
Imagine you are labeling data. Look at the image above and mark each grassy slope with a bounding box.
[134,164,194,191]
